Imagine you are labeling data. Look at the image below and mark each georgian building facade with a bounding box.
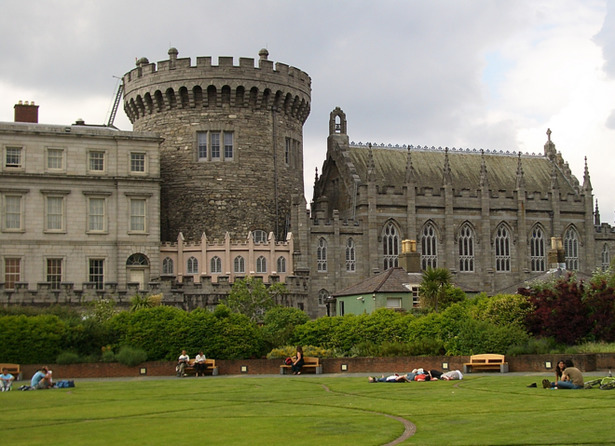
[0,102,161,299]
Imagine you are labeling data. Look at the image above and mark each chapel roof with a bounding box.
[342,144,578,195]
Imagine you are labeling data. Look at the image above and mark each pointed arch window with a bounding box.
[564,227,579,271]
[458,224,474,272]
[233,256,245,274]
[602,244,610,271]
[256,256,267,273]
[318,289,329,306]
[277,256,286,273]
[495,225,511,272]
[421,223,437,270]
[210,256,222,274]
[346,238,356,272]
[162,257,174,275]
[187,256,199,275]
[530,226,546,272]
[317,238,327,272]
[383,222,400,270]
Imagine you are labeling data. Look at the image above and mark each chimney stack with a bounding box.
[14,100,39,123]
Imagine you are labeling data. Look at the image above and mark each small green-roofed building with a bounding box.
[330,267,422,315]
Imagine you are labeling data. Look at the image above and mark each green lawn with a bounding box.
[2,374,614,445]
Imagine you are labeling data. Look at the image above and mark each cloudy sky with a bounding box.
[2,0,615,219]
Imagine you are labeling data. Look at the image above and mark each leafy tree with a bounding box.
[471,293,532,328]
[223,277,287,322]
[419,267,453,312]
[583,270,615,342]
[521,274,589,345]
[261,306,309,348]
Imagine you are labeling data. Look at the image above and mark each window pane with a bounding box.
[130,153,145,172]
[47,258,62,290]
[89,259,104,289]
[4,258,20,289]
[224,132,233,159]
[47,149,63,169]
[89,152,104,171]
[5,196,22,229]
[197,132,207,159]
[130,199,146,231]
[5,147,21,167]
[211,133,220,159]
[89,198,105,231]
[46,197,63,230]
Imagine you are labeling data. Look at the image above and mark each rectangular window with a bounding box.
[89,259,104,290]
[197,132,208,160]
[47,148,64,170]
[4,195,23,230]
[130,153,145,172]
[130,198,146,232]
[224,132,233,159]
[47,258,62,290]
[4,258,20,290]
[46,196,64,231]
[5,147,22,168]
[285,138,291,165]
[211,132,220,159]
[89,151,105,172]
[386,297,402,308]
[88,197,105,232]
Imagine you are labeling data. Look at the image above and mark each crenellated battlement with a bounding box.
[123,48,311,124]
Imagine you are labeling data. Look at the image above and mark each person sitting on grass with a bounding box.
[543,360,583,389]
[31,366,52,390]
[1,368,15,391]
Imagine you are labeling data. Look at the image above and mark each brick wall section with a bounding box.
[18,353,614,381]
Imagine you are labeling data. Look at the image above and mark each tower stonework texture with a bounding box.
[123,48,311,242]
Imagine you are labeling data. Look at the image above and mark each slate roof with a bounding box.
[343,145,579,195]
[333,267,422,297]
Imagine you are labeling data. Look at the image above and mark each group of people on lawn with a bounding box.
[369,368,463,383]
[542,359,584,389]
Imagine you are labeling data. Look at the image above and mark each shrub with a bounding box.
[115,346,147,366]
[56,351,82,364]
[101,350,116,362]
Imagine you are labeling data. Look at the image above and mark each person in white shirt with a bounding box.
[176,350,190,377]
[194,351,207,376]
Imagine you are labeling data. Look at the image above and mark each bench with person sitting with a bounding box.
[0,363,21,382]
[184,358,218,376]
[463,353,509,373]
[280,356,322,375]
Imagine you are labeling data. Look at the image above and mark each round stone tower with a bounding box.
[122,48,311,242]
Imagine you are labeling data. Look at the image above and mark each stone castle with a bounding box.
[2,48,615,318]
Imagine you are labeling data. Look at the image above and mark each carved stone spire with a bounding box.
[442,147,452,185]
[582,156,593,193]
[367,143,376,182]
[479,149,489,188]
[544,128,557,160]
[550,161,559,190]
[405,145,416,183]
[515,152,525,189]
[595,199,601,225]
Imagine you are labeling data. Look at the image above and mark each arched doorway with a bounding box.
[126,253,150,290]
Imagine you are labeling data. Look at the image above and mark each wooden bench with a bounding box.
[0,363,21,381]
[181,359,218,376]
[463,354,508,373]
[280,356,322,374]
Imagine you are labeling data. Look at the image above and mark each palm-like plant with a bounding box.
[419,267,452,313]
